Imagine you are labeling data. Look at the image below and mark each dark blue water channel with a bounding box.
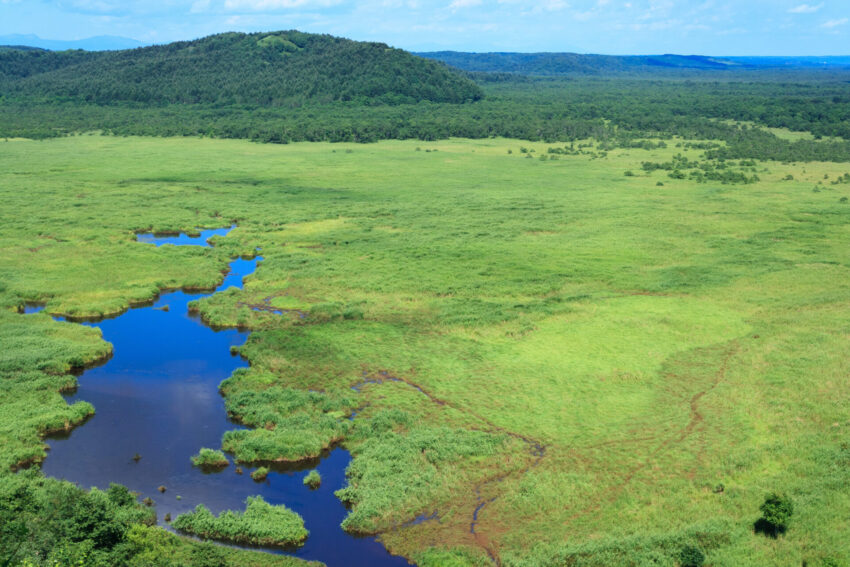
[39,227,411,567]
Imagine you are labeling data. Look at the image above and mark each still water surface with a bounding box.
[40,228,410,567]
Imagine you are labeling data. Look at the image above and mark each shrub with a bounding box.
[251,466,269,481]
[679,545,705,567]
[757,492,794,536]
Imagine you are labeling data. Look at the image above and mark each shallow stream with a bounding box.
[38,227,410,567]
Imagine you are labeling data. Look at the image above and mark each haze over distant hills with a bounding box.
[417,51,850,75]
[0,34,146,51]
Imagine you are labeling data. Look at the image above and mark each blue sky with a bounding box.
[0,0,847,54]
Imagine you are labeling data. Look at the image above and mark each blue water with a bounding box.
[41,228,410,567]
[135,225,235,247]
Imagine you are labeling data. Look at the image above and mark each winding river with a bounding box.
[38,227,410,567]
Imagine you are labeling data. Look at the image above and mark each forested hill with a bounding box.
[0,31,483,105]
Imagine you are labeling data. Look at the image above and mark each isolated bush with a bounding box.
[757,492,794,536]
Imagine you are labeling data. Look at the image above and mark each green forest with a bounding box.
[1,31,850,162]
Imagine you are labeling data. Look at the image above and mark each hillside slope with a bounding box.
[0,31,483,105]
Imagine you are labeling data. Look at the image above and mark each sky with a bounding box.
[0,0,848,55]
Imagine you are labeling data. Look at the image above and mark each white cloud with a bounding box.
[57,0,124,12]
[822,17,848,27]
[449,0,481,10]
[223,0,343,9]
[190,0,211,13]
[787,3,822,14]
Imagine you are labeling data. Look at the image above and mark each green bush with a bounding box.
[679,545,705,567]
[758,492,794,536]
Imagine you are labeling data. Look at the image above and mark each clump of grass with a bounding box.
[251,466,269,481]
[190,448,229,469]
[218,374,352,462]
[303,470,321,489]
[172,496,308,547]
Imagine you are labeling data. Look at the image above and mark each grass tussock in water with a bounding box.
[172,496,308,547]
[303,469,321,489]
[191,448,229,469]
[219,369,352,462]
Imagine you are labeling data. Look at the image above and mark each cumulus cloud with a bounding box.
[787,3,822,14]
[821,17,848,27]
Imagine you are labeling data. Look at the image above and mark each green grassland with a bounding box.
[1,134,850,566]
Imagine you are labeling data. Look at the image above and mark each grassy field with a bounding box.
[1,134,850,566]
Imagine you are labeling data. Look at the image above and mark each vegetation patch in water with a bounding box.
[191,448,229,469]
[172,496,308,547]
[219,370,352,463]
[303,469,321,489]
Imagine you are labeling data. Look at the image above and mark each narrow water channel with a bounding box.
[39,227,411,567]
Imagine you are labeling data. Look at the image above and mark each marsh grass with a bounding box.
[172,496,308,547]
[303,470,321,489]
[191,448,229,470]
[2,135,850,565]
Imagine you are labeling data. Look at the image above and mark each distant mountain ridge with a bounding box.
[0,34,146,51]
[416,51,850,75]
[0,31,483,106]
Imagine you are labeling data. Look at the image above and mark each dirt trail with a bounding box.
[353,369,548,564]
[355,342,737,563]
[564,343,738,525]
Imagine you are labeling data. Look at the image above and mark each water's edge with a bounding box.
[37,227,411,567]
